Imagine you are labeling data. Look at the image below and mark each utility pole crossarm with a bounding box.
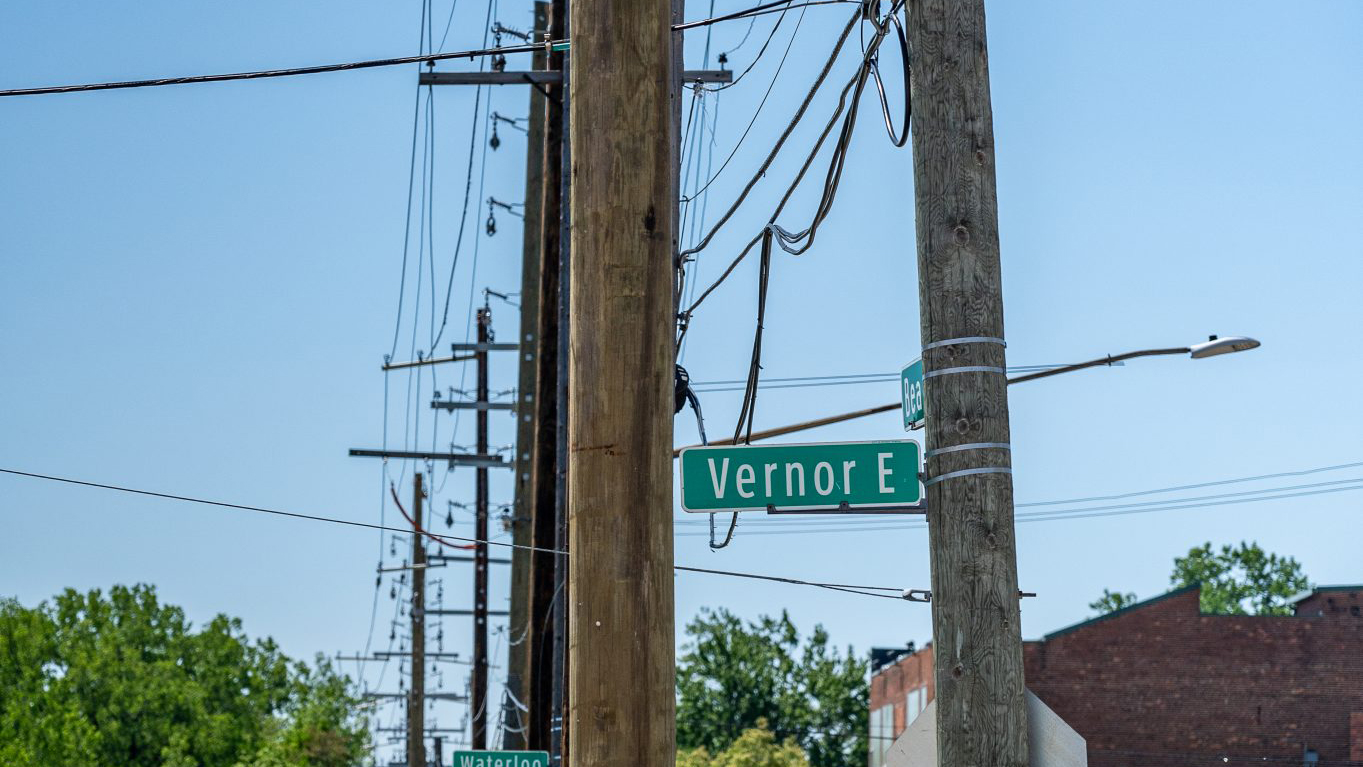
[348,449,509,468]
[430,400,515,411]
[420,69,731,86]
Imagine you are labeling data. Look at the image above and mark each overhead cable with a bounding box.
[0,42,546,98]
[0,467,926,601]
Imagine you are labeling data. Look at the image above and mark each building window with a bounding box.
[904,685,926,728]
[870,705,894,767]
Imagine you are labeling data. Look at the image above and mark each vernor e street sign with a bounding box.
[452,751,548,767]
[678,440,922,513]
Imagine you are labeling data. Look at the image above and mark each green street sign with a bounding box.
[452,751,548,767]
[901,359,924,430]
[679,440,922,513]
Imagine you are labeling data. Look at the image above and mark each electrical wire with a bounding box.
[679,2,908,337]
[688,363,1124,391]
[0,42,548,98]
[429,16,494,352]
[675,0,858,32]
[0,467,927,601]
[672,458,1363,527]
[680,0,809,206]
[675,478,1363,537]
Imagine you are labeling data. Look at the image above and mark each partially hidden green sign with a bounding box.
[901,358,924,430]
[452,751,548,767]
[679,440,922,513]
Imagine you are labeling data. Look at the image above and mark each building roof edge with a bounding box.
[1041,584,1201,641]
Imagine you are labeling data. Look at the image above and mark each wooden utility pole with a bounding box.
[905,2,1028,766]
[472,308,491,750]
[566,0,675,765]
[526,0,567,753]
[505,4,550,750]
[407,472,427,767]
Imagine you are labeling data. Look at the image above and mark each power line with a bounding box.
[0,1,853,99]
[674,477,1363,537]
[0,467,926,601]
[0,42,547,98]
[674,0,858,32]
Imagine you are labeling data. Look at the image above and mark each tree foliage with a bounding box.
[1088,589,1137,616]
[1090,541,1311,617]
[676,608,866,767]
[0,584,367,767]
[1172,541,1310,615]
[678,720,810,767]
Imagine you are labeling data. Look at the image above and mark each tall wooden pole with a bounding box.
[472,308,491,750]
[905,2,1028,766]
[506,4,550,749]
[566,0,675,762]
[408,472,427,767]
[527,0,566,752]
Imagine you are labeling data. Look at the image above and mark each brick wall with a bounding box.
[870,586,1363,767]
[870,644,933,725]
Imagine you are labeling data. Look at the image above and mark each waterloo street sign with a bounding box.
[452,751,548,767]
[901,358,924,430]
[679,440,922,513]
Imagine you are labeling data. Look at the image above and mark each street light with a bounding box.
[1189,335,1261,359]
[675,334,1261,452]
[1008,334,1261,384]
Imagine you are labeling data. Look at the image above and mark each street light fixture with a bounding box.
[1189,335,1261,359]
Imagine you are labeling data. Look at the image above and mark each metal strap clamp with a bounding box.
[924,365,1006,379]
[921,336,1006,352]
[923,466,1012,486]
[925,442,1011,459]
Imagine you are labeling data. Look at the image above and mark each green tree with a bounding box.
[678,721,810,767]
[1090,541,1311,617]
[1088,589,1137,616]
[676,609,866,767]
[0,584,368,767]
[1172,541,1310,615]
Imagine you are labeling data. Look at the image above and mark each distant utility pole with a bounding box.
[408,472,427,767]
[505,3,549,751]
[905,2,1029,766]
[566,1,675,766]
[472,308,492,750]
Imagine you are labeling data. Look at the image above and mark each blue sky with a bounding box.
[3,0,1362,757]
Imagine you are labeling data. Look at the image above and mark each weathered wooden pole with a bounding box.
[565,0,676,761]
[906,1,1029,765]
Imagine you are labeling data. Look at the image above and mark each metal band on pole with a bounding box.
[921,336,1006,352]
[924,366,1007,379]
[923,467,1012,486]
[925,442,1011,459]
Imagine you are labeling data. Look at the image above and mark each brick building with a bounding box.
[869,585,1363,767]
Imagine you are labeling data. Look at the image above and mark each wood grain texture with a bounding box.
[506,6,548,749]
[905,0,1029,766]
[566,0,677,763]
[526,0,566,749]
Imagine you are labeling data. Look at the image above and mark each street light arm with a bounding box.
[1003,347,1190,385]
[671,402,899,456]
[674,336,1258,452]
[672,350,1188,454]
